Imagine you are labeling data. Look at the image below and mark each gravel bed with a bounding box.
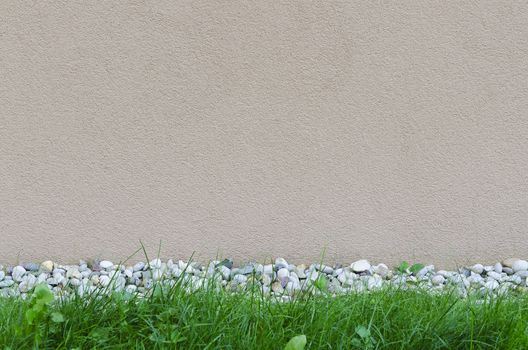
[1,258,528,300]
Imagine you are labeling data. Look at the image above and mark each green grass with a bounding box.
[1,281,528,349]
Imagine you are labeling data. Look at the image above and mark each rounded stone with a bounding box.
[277,268,289,280]
[99,261,114,270]
[493,262,503,274]
[149,259,162,269]
[350,260,371,273]
[431,274,445,285]
[512,260,528,273]
[12,266,27,282]
[487,271,502,281]
[469,264,484,275]
[373,263,389,277]
[502,258,518,268]
[274,258,289,270]
[133,262,146,272]
[23,263,40,272]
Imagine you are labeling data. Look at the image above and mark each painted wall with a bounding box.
[1,2,528,267]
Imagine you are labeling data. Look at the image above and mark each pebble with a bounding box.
[350,260,371,273]
[373,263,390,278]
[274,258,288,270]
[99,261,114,270]
[263,264,273,275]
[487,271,502,281]
[23,263,40,272]
[133,262,146,272]
[512,260,528,273]
[431,275,445,285]
[469,264,484,274]
[494,263,503,274]
[149,259,162,269]
[12,266,26,282]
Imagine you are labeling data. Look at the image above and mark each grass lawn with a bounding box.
[1,281,528,350]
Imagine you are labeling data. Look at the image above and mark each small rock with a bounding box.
[263,264,273,275]
[133,262,146,272]
[233,274,247,284]
[514,270,528,278]
[18,275,37,293]
[125,285,138,293]
[350,260,371,273]
[271,281,284,293]
[218,266,231,280]
[469,264,484,275]
[277,268,289,280]
[66,268,82,279]
[373,263,390,277]
[99,275,111,287]
[487,271,502,281]
[274,258,288,270]
[0,279,15,288]
[494,263,503,274]
[316,265,333,274]
[295,265,307,279]
[261,274,272,286]
[23,263,40,272]
[0,271,5,281]
[216,259,233,269]
[367,275,383,290]
[149,259,162,269]
[431,275,445,285]
[238,264,256,275]
[512,260,528,273]
[484,279,499,291]
[502,258,518,268]
[99,261,114,270]
[12,266,26,282]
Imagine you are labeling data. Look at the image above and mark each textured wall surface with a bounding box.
[1,2,528,267]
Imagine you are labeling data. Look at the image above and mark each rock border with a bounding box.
[1,258,528,300]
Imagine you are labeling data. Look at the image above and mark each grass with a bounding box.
[1,278,528,349]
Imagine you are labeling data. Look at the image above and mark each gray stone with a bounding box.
[494,263,503,274]
[125,285,138,293]
[350,260,371,273]
[23,263,40,272]
[133,262,146,272]
[238,264,256,275]
[149,259,162,269]
[233,274,247,284]
[512,260,528,273]
[271,281,284,293]
[431,275,445,285]
[263,264,273,275]
[514,270,528,278]
[274,258,289,270]
[12,266,26,282]
[484,279,499,291]
[218,265,231,280]
[0,279,15,288]
[373,263,390,277]
[99,261,114,270]
[469,264,484,275]
[502,258,518,268]
[487,271,502,281]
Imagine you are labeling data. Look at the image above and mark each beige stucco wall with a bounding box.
[1,2,528,267]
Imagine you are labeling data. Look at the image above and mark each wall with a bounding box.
[1,1,528,267]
